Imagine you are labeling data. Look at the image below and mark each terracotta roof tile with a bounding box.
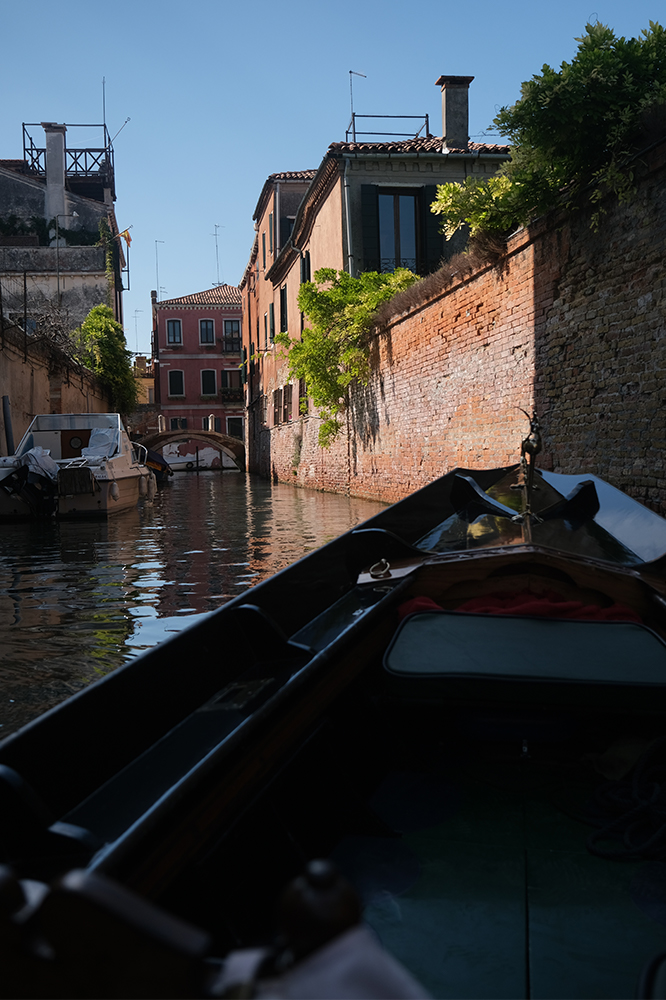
[267,169,317,182]
[156,285,241,307]
[327,137,509,156]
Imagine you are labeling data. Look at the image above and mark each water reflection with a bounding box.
[0,473,386,736]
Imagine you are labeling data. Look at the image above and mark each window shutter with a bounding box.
[269,303,275,342]
[360,185,379,272]
[422,185,445,275]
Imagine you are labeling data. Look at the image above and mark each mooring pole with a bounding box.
[2,395,15,455]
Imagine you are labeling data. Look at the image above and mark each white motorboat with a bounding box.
[0,413,156,518]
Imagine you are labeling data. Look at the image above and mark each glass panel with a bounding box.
[168,371,184,395]
[200,320,214,343]
[399,195,417,270]
[378,193,395,272]
[201,370,216,395]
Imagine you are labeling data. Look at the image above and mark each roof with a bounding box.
[327,137,509,156]
[156,285,241,308]
[252,169,318,221]
[266,169,318,183]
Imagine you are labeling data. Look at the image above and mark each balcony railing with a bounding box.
[219,387,244,402]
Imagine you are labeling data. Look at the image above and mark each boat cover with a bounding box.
[384,611,666,687]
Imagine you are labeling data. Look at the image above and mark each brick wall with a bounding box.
[250,139,666,511]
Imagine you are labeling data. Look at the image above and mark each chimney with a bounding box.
[41,122,67,222]
[435,76,474,150]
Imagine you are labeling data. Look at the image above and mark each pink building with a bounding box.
[152,285,244,449]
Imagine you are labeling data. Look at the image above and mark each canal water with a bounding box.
[0,472,386,738]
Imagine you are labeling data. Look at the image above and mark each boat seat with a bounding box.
[383,611,666,712]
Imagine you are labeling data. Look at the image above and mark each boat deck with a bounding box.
[154,676,666,1000]
[356,759,665,999]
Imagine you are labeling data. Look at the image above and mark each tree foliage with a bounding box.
[72,305,138,414]
[276,267,419,447]
[431,21,666,238]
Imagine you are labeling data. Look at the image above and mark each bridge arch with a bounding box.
[139,430,245,471]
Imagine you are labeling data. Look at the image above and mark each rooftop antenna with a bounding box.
[155,240,164,301]
[349,70,366,142]
[211,223,224,286]
[102,76,106,126]
[133,309,143,354]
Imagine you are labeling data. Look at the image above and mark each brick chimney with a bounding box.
[435,76,474,150]
[41,122,67,222]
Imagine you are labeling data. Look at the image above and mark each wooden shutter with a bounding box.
[422,185,445,275]
[360,185,379,272]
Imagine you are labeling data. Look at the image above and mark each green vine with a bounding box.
[431,21,666,239]
[0,214,98,246]
[72,305,138,415]
[276,267,419,447]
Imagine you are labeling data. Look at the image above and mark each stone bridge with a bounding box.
[139,430,245,471]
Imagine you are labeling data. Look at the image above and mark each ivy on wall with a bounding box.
[72,305,138,415]
[276,267,419,447]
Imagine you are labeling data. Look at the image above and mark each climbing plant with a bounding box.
[72,305,138,415]
[431,21,666,238]
[276,267,419,447]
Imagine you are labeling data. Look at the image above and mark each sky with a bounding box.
[1,0,662,354]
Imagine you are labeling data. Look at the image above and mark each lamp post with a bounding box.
[55,212,78,304]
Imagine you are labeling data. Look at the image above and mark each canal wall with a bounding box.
[261,137,666,511]
[0,323,110,451]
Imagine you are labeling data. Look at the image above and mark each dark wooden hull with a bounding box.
[2,464,666,997]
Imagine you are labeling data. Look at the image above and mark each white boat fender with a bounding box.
[147,472,157,499]
[139,475,148,497]
[110,481,120,501]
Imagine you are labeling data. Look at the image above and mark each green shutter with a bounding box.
[422,185,445,275]
[269,303,275,342]
[360,185,379,272]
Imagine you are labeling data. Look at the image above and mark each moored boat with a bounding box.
[2,425,666,997]
[0,413,156,518]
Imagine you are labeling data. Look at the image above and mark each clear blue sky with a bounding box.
[1,0,662,354]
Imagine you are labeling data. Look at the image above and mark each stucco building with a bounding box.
[240,75,509,477]
[151,285,244,455]
[0,121,126,333]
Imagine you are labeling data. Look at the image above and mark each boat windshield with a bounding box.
[416,468,666,567]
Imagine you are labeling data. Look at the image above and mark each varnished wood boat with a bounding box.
[3,430,666,997]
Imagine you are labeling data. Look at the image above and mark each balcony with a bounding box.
[219,387,244,402]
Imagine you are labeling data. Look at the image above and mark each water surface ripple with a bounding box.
[0,472,386,736]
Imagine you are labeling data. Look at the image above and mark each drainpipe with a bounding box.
[2,396,15,455]
[343,158,354,275]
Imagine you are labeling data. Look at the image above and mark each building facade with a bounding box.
[0,121,126,332]
[240,76,510,477]
[152,285,244,453]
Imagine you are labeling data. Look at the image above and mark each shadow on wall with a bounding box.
[532,143,666,513]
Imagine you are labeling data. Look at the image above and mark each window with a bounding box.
[300,250,311,284]
[167,319,182,344]
[280,286,288,332]
[200,319,214,344]
[299,378,307,414]
[223,320,241,352]
[262,232,266,269]
[378,190,418,272]
[361,184,443,275]
[170,417,187,430]
[227,417,243,439]
[262,394,268,425]
[168,370,184,396]
[201,369,216,395]
[269,213,274,254]
[273,387,282,426]
[269,303,275,343]
[283,384,293,422]
[264,313,268,349]
[220,369,241,389]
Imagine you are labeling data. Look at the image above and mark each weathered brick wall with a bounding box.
[0,325,110,451]
[253,140,666,510]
